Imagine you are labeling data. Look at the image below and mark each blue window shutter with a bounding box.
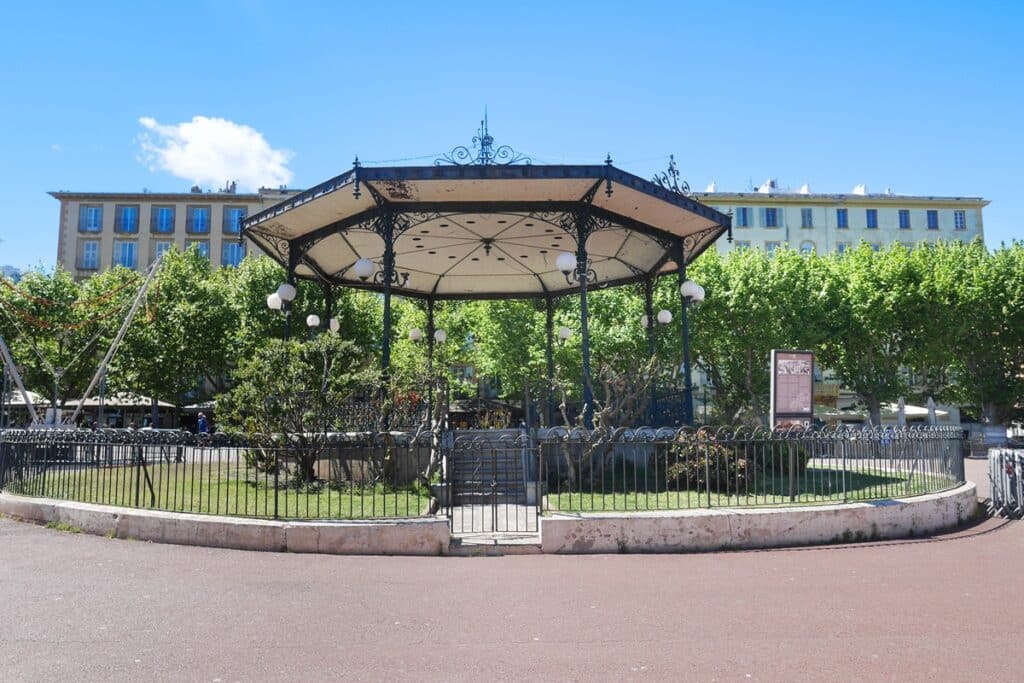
[758,208,766,227]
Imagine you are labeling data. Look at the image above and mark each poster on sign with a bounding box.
[770,350,814,429]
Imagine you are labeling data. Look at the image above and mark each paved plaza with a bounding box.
[1,460,1020,682]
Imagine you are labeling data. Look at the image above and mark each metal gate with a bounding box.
[445,431,539,534]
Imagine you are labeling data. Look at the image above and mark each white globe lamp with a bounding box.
[329,317,340,333]
[306,314,321,329]
[434,328,447,343]
[557,326,572,340]
[266,292,282,310]
[556,252,577,274]
[657,309,673,325]
[276,283,297,303]
[409,327,423,342]
[353,258,374,281]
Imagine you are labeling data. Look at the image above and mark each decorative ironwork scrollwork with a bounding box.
[434,113,531,166]
[652,154,691,197]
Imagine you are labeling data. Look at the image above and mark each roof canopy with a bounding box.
[243,160,730,300]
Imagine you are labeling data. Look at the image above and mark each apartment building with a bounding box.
[696,181,988,254]
[51,186,300,280]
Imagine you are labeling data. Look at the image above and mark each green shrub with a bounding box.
[665,441,749,493]
[757,444,811,477]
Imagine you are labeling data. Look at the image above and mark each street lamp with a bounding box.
[266,284,337,340]
[352,256,409,287]
[678,278,706,425]
[557,326,572,341]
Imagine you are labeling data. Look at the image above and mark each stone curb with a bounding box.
[0,493,449,556]
[1,483,978,556]
[538,482,978,553]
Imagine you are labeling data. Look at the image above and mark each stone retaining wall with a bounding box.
[539,482,977,553]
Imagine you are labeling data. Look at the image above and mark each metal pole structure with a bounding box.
[426,298,435,425]
[98,370,106,427]
[68,256,163,426]
[321,282,334,331]
[643,278,656,421]
[545,296,555,427]
[0,361,7,428]
[675,244,694,426]
[576,223,594,429]
[380,213,396,430]
[284,247,298,342]
[0,335,38,425]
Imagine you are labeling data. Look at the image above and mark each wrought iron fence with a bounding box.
[0,428,435,520]
[538,425,965,512]
[989,448,1024,518]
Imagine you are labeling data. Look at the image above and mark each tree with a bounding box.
[923,240,1024,423]
[0,266,139,412]
[687,247,834,424]
[218,333,375,483]
[819,243,929,425]
[111,248,234,423]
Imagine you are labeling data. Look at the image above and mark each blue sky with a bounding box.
[1,0,1020,271]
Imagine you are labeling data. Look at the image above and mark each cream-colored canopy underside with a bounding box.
[244,165,729,300]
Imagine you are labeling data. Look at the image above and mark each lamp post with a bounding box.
[557,251,596,428]
[641,305,674,423]
[409,324,446,425]
[677,277,706,426]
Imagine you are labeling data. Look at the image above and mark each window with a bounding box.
[899,209,911,229]
[223,206,246,234]
[187,206,211,234]
[870,243,881,252]
[153,241,173,262]
[113,240,137,268]
[954,210,966,230]
[78,205,103,232]
[734,240,750,249]
[866,209,878,229]
[799,240,816,255]
[927,210,939,230]
[114,205,139,234]
[151,206,175,233]
[800,208,813,228]
[836,242,851,254]
[763,207,781,228]
[221,242,245,267]
[764,241,780,255]
[79,240,100,270]
[836,208,848,229]
[734,207,751,228]
[186,240,210,260]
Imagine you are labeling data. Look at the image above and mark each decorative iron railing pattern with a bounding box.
[0,425,965,523]
[537,425,965,512]
[0,429,435,520]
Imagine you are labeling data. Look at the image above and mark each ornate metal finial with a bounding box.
[652,154,691,197]
[604,154,614,197]
[352,156,362,199]
[435,111,531,166]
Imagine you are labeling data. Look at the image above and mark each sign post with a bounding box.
[770,350,814,429]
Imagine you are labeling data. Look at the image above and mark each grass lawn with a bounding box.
[10,461,431,520]
[544,467,959,513]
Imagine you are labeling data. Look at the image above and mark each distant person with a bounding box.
[197,413,209,434]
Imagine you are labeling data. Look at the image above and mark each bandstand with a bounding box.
[241,122,731,431]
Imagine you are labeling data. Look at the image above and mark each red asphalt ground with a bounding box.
[1,459,1020,682]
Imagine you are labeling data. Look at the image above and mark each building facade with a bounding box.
[51,187,300,280]
[695,182,987,254]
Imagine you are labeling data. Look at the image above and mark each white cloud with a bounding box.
[137,116,293,191]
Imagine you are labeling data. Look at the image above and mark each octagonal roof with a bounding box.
[242,162,730,300]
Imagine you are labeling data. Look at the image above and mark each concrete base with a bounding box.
[0,493,449,556]
[540,483,978,554]
[0,483,978,556]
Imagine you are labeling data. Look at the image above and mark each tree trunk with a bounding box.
[866,394,882,426]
